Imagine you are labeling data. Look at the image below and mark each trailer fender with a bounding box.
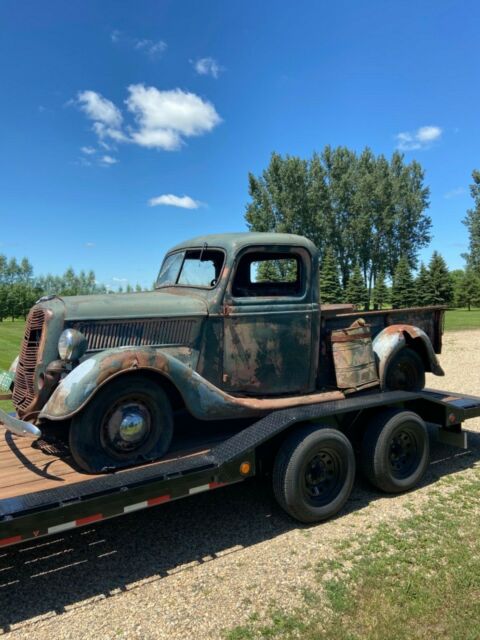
[372,324,444,389]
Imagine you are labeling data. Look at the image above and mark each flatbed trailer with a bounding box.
[1,387,480,550]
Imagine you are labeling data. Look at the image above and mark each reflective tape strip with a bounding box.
[147,495,170,506]
[209,481,226,489]
[48,521,77,534]
[123,494,171,513]
[0,535,22,547]
[124,501,148,513]
[189,484,210,495]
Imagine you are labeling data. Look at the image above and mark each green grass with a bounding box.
[0,319,24,412]
[224,470,480,640]
[444,308,480,331]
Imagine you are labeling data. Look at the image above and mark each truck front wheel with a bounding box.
[273,426,355,523]
[69,375,173,473]
[360,409,429,493]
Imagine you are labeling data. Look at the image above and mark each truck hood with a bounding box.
[58,290,208,321]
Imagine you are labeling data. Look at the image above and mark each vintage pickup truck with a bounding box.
[0,233,445,473]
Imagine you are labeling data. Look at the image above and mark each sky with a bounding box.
[1,0,479,290]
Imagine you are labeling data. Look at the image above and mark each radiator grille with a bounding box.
[12,308,46,414]
[74,318,198,352]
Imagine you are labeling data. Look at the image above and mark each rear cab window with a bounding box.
[232,251,305,297]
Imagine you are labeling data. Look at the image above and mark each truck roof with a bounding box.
[168,232,318,255]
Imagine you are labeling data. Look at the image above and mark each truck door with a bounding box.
[222,247,316,395]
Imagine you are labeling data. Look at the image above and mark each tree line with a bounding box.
[246,146,480,310]
[0,257,143,321]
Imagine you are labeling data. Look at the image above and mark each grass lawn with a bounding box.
[0,319,24,412]
[225,470,480,640]
[444,308,480,331]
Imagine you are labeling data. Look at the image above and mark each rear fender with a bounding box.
[372,324,444,389]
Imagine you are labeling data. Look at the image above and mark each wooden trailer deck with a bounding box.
[0,415,238,501]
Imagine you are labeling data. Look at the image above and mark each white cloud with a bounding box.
[148,194,200,209]
[84,242,95,248]
[99,155,118,165]
[134,38,167,56]
[77,90,122,128]
[111,30,167,57]
[112,277,128,282]
[395,125,442,151]
[75,85,221,154]
[193,57,223,79]
[126,84,221,150]
[444,187,467,199]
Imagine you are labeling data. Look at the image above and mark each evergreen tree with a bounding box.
[319,247,343,303]
[245,147,432,291]
[345,264,368,309]
[457,269,480,310]
[391,256,415,308]
[415,262,432,306]
[462,170,480,272]
[372,270,389,309]
[427,251,454,305]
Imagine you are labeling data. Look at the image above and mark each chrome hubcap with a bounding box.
[103,402,151,453]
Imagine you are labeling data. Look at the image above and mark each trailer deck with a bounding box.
[1,388,480,549]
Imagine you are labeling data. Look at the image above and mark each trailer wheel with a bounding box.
[360,409,429,493]
[273,426,355,523]
[69,375,173,473]
[384,347,425,391]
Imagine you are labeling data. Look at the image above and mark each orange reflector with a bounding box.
[240,462,251,475]
[448,413,457,424]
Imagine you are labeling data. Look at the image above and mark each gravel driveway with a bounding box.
[2,330,480,639]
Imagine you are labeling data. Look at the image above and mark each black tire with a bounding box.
[69,375,173,473]
[384,347,426,392]
[273,425,355,523]
[360,409,429,493]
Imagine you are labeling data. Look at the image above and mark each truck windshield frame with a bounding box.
[155,248,226,290]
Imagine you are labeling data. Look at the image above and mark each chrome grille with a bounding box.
[73,318,197,352]
[12,307,45,414]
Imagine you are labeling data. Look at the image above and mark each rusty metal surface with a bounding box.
[71,317,201,352]
[12,307,46,415]
[39,345,346,422]
[331,322,379,390]
[372,323,445,388]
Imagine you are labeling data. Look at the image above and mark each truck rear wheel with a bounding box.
[360,409,429,493]
[69,375,173,473]
[273,425,355,523]
[384,347,425,392]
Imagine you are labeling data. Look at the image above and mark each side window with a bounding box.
[232,251,304,297]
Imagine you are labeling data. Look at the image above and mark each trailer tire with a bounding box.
[384,347,425,392]
[360,409,429,493]
[273,426,355,523]
[69,375,173,473]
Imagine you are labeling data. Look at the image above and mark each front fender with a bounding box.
[40,347,202,421]
[372,324,444,389]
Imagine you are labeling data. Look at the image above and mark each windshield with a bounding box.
[156,249,225,289]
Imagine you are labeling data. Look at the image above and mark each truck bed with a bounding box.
[323,305,445,352]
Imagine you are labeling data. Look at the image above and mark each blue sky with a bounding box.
[1,0,479,289]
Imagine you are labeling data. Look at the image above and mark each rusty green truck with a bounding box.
[1,233,445,477]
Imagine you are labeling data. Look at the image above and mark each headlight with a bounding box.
[58,329,87,362]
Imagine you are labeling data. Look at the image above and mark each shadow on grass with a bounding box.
[1,425,479,632]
